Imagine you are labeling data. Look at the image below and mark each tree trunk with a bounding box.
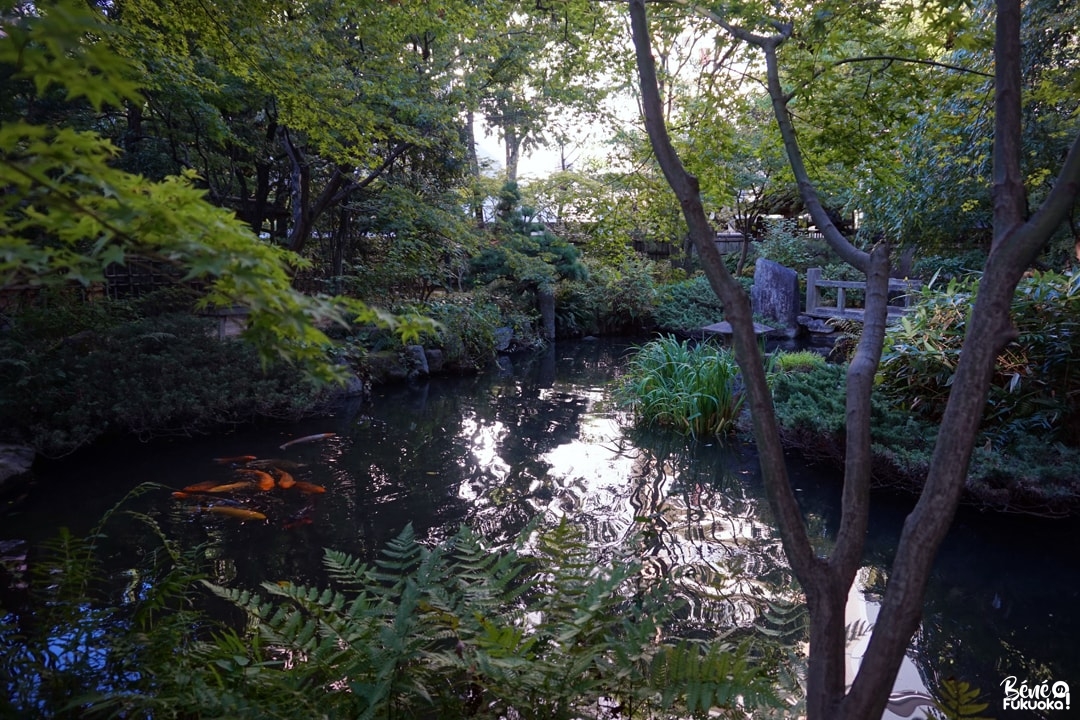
[249,116,278,237]
[505,125,522,184]
[281,131,410,254]
[466,110,486,227]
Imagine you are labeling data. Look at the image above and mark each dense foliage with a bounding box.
[0,0,434,383]
[471,183,588,290]
[770,362,1080,513]
[880,271,1080,447]
[555,258,660,337]
[653,275,726,335]
[0,291,322,456]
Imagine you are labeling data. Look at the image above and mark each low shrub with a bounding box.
[768,363,934,471]
[556,257,658,337]
[770,363,1080,512]
[653,275,726,334]
[619,336,743,438]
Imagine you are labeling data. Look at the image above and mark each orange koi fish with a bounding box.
[206,481,257,493]
[235,469,276,490]
[279,433,335,450]
[275,470,296,489]
[207,506,266,521]
[182,480,223,493]
[171,491,192,499]
[292,481,326,494]
[213,455,257,464]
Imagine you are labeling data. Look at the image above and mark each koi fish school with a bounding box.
[171,452,327,526]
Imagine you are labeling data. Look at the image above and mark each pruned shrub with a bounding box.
[654,275,726,334]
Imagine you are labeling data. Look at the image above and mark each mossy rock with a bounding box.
[364,351,410,384]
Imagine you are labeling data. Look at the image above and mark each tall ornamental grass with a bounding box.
[620,336,744,438]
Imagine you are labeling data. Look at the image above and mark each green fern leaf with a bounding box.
[932,678,994,720]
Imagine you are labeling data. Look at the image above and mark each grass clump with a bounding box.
[768,350,827,375]
[619,335,744,439]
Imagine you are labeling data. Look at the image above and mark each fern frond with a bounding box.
[323,548,375,589]
[647,640,782,716]
[374,523,424,577]
[931,678,994,720]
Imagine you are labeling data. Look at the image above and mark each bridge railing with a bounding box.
[805,267,921,321]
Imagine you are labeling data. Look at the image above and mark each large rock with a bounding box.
[336,373,366,399]
[404,345,430,377]
[366,351,410,384]
[0,445,34,492]
[798,314,836,334]
[424,348,445,374]
[751,258,800,338]
[494,327,514,352]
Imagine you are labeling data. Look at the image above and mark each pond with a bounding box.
[3,338,1079,719]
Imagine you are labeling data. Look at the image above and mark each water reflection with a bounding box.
[5,338,1079,719]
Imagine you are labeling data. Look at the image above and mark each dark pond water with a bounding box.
[3,338,1079,718]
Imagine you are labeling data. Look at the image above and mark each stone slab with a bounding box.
[702,321,776,336]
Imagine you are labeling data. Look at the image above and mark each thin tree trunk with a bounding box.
[249,117,278,237]
[843,4,1080,716]
[466,110,485,226]
[505,125,522,184]
[629,0,817,601]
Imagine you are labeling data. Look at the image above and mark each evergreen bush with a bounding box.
[653,275,726,334]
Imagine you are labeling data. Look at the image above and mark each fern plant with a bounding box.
[203,521,784,719]
[3,498,789,719]
[0,483,213,720]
